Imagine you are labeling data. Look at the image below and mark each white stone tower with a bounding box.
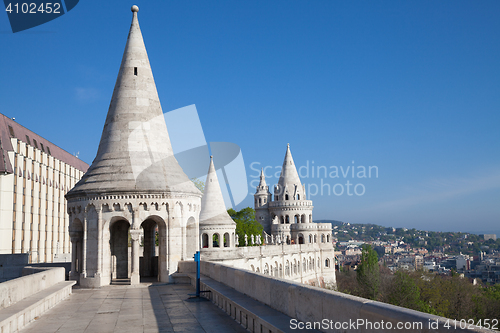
[199,156,236,253]
[255,144,332,245]
[66,6,201,287]
[254,168,272,234]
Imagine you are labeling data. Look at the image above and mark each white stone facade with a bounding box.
[0,113,88,263]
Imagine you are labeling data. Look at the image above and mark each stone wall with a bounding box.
[0,266,65,309]
[199,261,492,333]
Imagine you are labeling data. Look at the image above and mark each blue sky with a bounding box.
[1,1,499,235]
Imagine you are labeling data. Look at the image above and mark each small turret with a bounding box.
[199,156,236,249]
[254,168,272,234]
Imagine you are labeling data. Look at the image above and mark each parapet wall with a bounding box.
[200,261,492,333]
[0,266,65,309]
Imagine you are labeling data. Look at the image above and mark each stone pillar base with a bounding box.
[130,273,140,285]
[80,275,102,288]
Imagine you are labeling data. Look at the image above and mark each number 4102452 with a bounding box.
[5,3,61,14]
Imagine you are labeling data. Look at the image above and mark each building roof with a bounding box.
[199,156,236,226]
[66,6,200,198]
[276,144,303,196]
[0,113,89,174]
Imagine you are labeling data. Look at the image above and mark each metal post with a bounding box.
[195,251,200,297]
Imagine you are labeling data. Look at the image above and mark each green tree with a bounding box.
[227,207,263,246]
[191,178,205,193]
[356,244,380,299]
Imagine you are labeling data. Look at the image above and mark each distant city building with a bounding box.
[0,113,88,263]
[482,234,497,241]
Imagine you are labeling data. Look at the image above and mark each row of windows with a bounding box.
[7,125,52,155]
[251,257,332,277]
[274,214,312,224]
[201,232,234,248]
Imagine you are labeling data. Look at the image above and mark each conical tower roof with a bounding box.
[67,6,199,199]
[199,157,236,226]
[255,168,269,195]
[277,144,302,192]
[258,168,267,187]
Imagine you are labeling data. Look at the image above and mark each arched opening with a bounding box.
[251,265,255,272]
[309,214,312,223]
[294,215,299,224]
[69,219,83,276]
[303,258,307,272]
[325,259,330,267]
[213,233,220,248]
[279,264,283,277]
[259,198,261,205]
[321,234,325,243]
[301,214,306,223]
[285,194,289,200]
[286,236,291,245]
[327,234,330,243]
[224,232,230,247]
[281,216,285,224]
[314,235,317,243]
[256,267,260,273]
[110,219,130,280]
[297,194,300,200]
[285,215,290,224]
[309,234,313,243]
[202,233,209,248]
[140,219,158,279]
[298,234,304,244]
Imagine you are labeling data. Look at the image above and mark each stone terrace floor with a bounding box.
[20,281,248,333]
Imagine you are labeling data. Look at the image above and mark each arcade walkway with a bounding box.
[20,282,247,333]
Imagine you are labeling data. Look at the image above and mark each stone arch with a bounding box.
[321,234,325,243]
[301,214,306,223]
[298,233,304,244]
[309,234,313,243]
[141,215,168,282]
[325,258,330,267]
[223,232,230,247]
[251,265,255,272]
[281,216,285,224]
[285,260,290,276]
[314,235,317,243]
[285,215,290,224]
[213,233,220,248]
[201,233,209,248]
[327,234,330,243]
[303,258,307,272]
[264,263,269,275]
[69,218,83,275]
[110,218,131,280]
[279,264,283,277]
[309,214,312,223]
[294,215,299,224]
[256,267,260,273]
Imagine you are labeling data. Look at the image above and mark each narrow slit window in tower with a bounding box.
[134,67,138,76]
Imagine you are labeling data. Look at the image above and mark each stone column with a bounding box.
[69,236,78,279]
[130,229,141,285]
[81,213,87,279]
[96,208,102,277]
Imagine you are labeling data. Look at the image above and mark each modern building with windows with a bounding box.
[0,113,88,263]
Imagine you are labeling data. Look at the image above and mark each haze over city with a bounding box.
[1,1,499,235]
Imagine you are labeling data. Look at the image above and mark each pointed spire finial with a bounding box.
[131,5,139,12]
